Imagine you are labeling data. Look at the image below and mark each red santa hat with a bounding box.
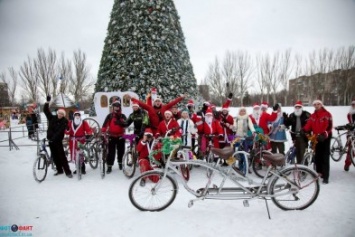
[164,110,172,116]
[144,128,153,136]
[294,101,303,107]
[131,101,139,107]
[222,104,229,111]
[187,99,194,106]
[253,103,260,109]
[57,108,66,116]
[261,102,269,109]
[312,99,323,106]
[351,99,355,105]
[205,107,213,115]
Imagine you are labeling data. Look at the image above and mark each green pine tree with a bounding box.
[95,0,197,101]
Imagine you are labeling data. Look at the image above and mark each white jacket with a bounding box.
[177,118,197,147]
[233,114,255,137]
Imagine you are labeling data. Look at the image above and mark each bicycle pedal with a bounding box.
[243,200,250,207]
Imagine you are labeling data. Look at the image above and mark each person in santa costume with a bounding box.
[219,103,235,148]
[136,128,161,186]
[156,110,181,138]
[344,100,355,171]
[249,103,261,126]
[284,101,311,164]
[171,104,181,120]
[186,99,196,119]
[267,103,287,155]
[200,107,224,158]
[303,99,333,184]
[131,93,185,134]
[177,108,197,147]
[66,111,93,174]
[258,102,278,135]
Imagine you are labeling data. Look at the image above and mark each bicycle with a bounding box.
[330,124,355,163]
[128,140,320,218]
[33,139,55,182]
[122,134,139,178]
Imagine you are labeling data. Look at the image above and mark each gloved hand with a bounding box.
[46,95,51,102]
[317,132,328,142]
[273,103,280,111]
[228,92,233,99]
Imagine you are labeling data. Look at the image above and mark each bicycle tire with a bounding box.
[269,166,320,210]
[206,152,214,178]
[302,153,312,167]
[180,164,190,181]
[129,171,177,211]
[88,145,99,169]
[330,137,344,162]
[83,118,101,138]
[76,153,82,180]
[101,145,106,179]
[252,153,273,179]
[33,155,48,183]
[350,140,355,166]
[122,150,136,178]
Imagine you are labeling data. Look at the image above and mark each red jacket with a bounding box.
[156,119,181,137]
[303,107,333,136]
[202,120,224,148]
[101,112,126,137]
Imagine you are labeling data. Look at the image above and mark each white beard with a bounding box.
[294,108,303,117]
[205,116,213,125]
[74,118,81,126]
[252,110,260,119]
[349,107,355,115]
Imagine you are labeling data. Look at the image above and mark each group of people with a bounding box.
[43,91,355,184]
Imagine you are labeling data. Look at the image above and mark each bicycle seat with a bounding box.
[261,151,285,166]
[211,147,234,159]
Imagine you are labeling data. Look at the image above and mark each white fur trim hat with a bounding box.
[164,110,172,115]
[312,100,323,106]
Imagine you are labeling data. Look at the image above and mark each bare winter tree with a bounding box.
[0,67,18,106]
[57,52,73,94]
[19,56,40,103]
[255,54,268,102]
[235,50,253,106]
[278,49,292,105]
[69,49,94,102]
[34,48,57,98]
[202,57,225,104]
[221,51,238,100]
[293,54,303,101]
[258,52,279,104]
[337,46,355,104]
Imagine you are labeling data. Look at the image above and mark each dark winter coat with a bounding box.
[125,108,149,138]
[284,110,311,141]
[43,103,68,143]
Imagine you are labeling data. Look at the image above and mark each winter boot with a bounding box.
[106,166,112,174]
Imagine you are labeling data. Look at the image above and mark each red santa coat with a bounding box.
[66,120,92,161]
[136,139,161,182]
[156,119,181,137]
[200,120,224,151]
[258,111,277,134]
[146,96,184,122]
[219,113,234,142]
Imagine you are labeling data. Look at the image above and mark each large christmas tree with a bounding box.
[95,0,197,101]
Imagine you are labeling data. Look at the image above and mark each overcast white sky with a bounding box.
[0,0,354,85]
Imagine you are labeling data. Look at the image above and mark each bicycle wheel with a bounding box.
[100,145,106,179]
[33,155,48,183]
[350,140,355,166]
[269,166,320,210]
[122,149,136,178]
[206,152,214,178]
[180,164,190,181]
[87,144,99,169]
[252,154,273,179]
[129,171,177,211]
[330,137,344,162]
[83,118,101,138]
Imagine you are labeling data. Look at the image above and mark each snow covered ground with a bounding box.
[0,106,354,237]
